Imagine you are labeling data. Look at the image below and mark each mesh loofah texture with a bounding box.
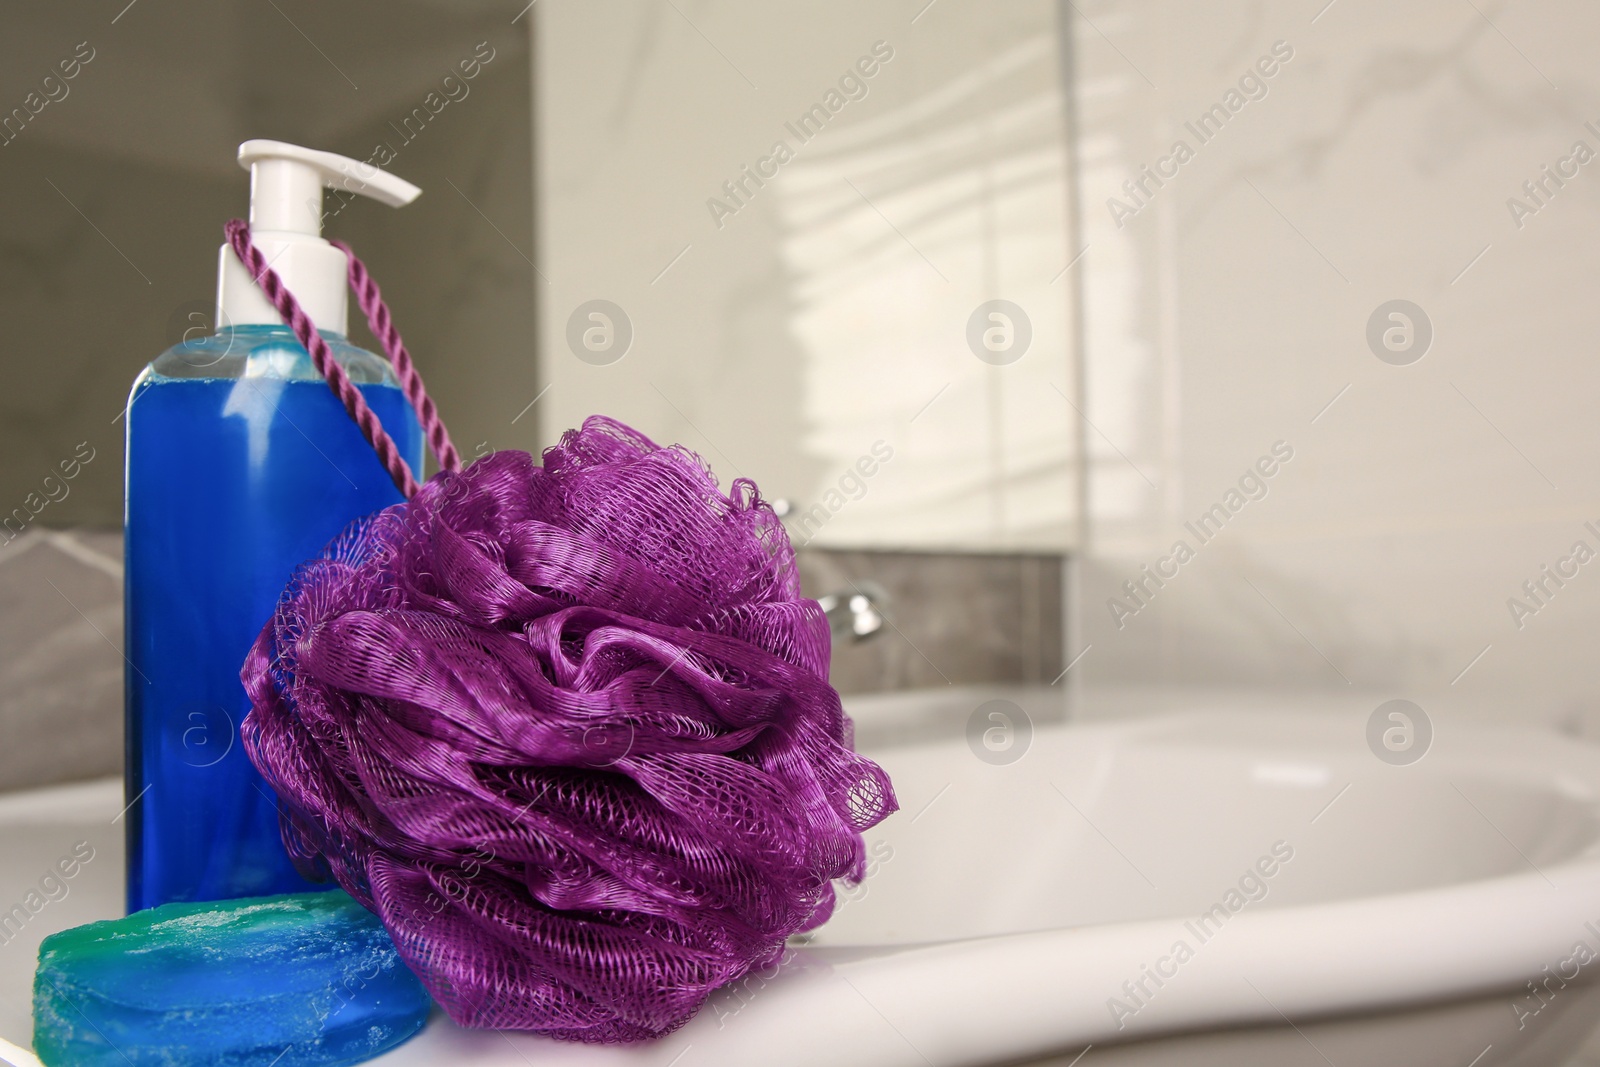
[240,416,897,1042]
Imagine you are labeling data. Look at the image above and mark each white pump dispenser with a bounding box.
[216,139,421,337]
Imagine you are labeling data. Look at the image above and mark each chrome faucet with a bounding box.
[816,582,890,643]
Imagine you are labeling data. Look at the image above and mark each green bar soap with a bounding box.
[33,890,430,1067]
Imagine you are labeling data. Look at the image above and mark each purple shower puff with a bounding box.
[240,416,897,1042]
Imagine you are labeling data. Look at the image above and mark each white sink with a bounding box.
[3,694,1599,1067]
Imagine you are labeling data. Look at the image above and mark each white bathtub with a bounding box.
[2,690,1599,1067]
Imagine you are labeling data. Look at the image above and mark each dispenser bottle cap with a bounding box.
[215,139,421,337]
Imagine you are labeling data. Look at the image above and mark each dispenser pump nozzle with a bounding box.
[216,139,422,337]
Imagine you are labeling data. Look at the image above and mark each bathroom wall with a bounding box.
[1068,0,1600,731]
[19,0,1600,788]
[532,0,1082,551]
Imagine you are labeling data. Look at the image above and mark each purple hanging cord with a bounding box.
[330,236,462,477]
[224,219,460,496]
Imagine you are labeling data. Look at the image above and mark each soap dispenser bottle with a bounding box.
[124,141,425,912]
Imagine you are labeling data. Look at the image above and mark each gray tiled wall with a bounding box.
[0,530,122,793]
[796,548,1065,696]
[0,531,1068,792]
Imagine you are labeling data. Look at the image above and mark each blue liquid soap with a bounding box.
[125,325,421,912]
